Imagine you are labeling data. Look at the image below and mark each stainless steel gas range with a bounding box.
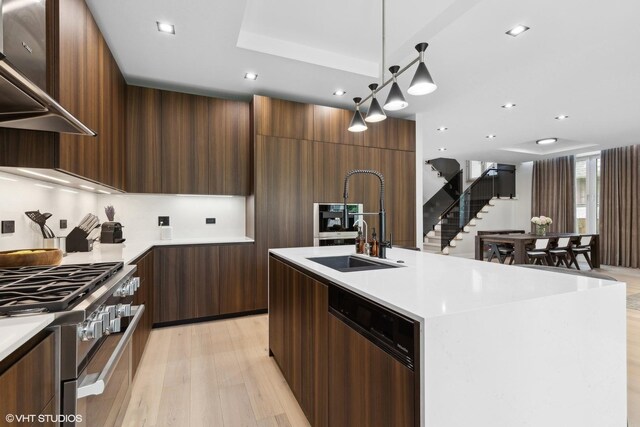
[0,262,142,426]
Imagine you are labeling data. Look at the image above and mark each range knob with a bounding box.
[78,320,103,341]
[117,303,132,318]
[129,277,141,292]
[109,317,121,333]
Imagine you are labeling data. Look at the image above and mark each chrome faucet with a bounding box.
[343,169,392,259]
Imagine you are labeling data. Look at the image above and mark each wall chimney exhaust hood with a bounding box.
[0,0,96,136]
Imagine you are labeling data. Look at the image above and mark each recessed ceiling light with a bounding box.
[60,189,78,194]
[501,103,516,109]
[437,127,448,132]
[555,115,569,120]
[80,185,95,190]
[244,72,258,81]
[35,184,54,189]
[333,89,346,96]
[18,168,70,183]
[437,147,447,152]
[536,138,558,145]
[486,134,497,139]
[156,21,175,34]
[506,25,530,37]
[98,190,111,194]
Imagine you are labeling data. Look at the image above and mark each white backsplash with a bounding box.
[0,171,246,251]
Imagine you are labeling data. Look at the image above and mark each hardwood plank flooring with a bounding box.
[123,265,640,427]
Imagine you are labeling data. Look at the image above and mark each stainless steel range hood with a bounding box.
[0,0,96,136]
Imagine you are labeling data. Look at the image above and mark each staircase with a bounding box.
[423,163,516,254]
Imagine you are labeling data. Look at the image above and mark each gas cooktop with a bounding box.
[0,262,123,315]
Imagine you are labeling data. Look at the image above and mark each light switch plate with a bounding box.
[206,218,216,224]
[158,216,170,226]
[60,219,68,229]
[1,220,15,234]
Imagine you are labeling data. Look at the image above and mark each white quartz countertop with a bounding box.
[269,246,622,321]
[62,236,254,265]
[0,314,56,361]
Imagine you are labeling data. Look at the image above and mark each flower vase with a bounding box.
[535,224,548,236]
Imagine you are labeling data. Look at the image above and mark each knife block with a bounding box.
[66,227,93,252]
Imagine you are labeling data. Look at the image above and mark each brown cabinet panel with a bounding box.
[193,245,220,318]
[154,246,196,323]
[126,86,162,193]
[0,333,56,420]
[328,313,414,427]
[268,257,328,427]
[209,98,251,195]
[132,250,154,377]
[363,117,416,152]
[313,105,363,146]
[219,244,256,315]
[313,142,367,204]
[254,95,313,140]
[161,91,209,194]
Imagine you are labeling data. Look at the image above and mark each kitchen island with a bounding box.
[268,246,627,427]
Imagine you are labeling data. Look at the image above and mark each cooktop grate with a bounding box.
[0,262,123,314]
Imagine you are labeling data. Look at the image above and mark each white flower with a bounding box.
[531,216,540,225]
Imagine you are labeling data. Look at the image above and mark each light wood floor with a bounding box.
[122,265,640,427]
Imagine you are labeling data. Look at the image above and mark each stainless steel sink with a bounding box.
[306,255,402,272]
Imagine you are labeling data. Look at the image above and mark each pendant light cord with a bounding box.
[381,0,385,87]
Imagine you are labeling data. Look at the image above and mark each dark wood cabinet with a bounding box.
[313,105,363,146]
[132,250,154,377]
[125,86,162,193]
[219,244,257,315]
[254,96,314,140]
[209,98,251,195]
[0,332,56,423]
[328,313,415,427]
[269,256,328,427]
[363,116,416,152]
[0,0,126,190]
[160,91,209,194]
[193,245,220,318]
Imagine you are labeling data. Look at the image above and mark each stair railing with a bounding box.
[439,165,516,250]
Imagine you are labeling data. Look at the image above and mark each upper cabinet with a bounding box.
[254,96,314,140]
[0,0,127,190]
[363,117,416,152]
[313,105,364,146]
[125,87,252,195]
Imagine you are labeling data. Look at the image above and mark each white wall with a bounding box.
[0,171,247,251]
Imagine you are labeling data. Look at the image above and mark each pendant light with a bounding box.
[365,83,386,123]
[408,43,437,96]
[348,97,367,132]
[383,66,408,111]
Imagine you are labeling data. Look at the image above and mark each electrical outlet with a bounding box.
[60,219,68,229]
[1,220,15,234]
[206,218,216,224]
[158,216,170,226]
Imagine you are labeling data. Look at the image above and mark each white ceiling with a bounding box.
[86,0,640,163]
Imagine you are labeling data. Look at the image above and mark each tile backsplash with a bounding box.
[0,171,246,251]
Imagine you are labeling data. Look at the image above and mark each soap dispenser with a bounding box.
[369,228,378,257]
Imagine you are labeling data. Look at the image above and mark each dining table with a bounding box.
[474,232,600,267]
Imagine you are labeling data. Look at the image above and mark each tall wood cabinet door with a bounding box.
[219,244,256,315]
[328,314,415,427]
[268,256,285,363]
[126,86,162,193]
[97,32,114,187]
[161,91,209,194]
[265,136,314,249]
[154,246,196,323]
[313,142,367,204]
[193,245,220,318]
[209,99,251,195]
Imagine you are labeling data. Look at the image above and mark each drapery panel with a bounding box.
[531,156,576,233]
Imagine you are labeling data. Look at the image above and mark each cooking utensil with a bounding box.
[24,210,55,238]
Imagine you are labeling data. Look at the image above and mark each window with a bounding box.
[575,154,600,233]
[466,161,496,182]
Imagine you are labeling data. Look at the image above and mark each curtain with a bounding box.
[599,145,640,268]
[531,155,576,233]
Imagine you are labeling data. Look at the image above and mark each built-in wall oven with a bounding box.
[313,203,363,246]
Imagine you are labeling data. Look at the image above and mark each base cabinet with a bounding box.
[269,256,328,427]
[132,250,154,377]
[0,332,56,423]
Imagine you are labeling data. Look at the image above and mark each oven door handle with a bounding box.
[77,305,145,398]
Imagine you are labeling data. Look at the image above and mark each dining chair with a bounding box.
[526,238,552,265]
[572,235,594,270]
[487,243,515,264]
[549,237,573,268]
